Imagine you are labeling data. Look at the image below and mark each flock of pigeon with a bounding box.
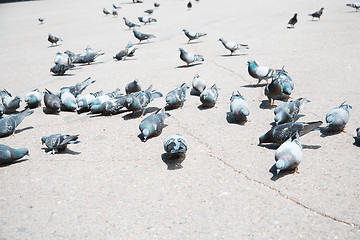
[1,1,359,174]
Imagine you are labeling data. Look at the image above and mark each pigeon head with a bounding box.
[141,125,154,141]
[276,154,293,173]
[178,48,185,53]
[53,102,61,112]
[218,38,224,42]
[25,95,36,105]
[182,29,188,33]
[14,148,30,159]
[41,136,47,145]
[166,95,177,106]
[274,111,290,125]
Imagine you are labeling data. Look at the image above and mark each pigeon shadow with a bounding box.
[269,164,295,181]
[77,61,104,66]
[197,104,216,111]
[15,126,34,134]
[259,100,274,109]
[52,73,76,77]
[258,143,280,150]
[319,127,341,138]
[353,137,360,147]
[136,41,153,45]
[226,112,247,125]
[185,41,201,45]
[175,63,203,69]
[0,159,28,168]
[114,58,137,62]
[165,105,182,111]
[241,83,267,88]
[48,44,62,48]
[302,144,321,150]
[218,53,248,57]
[41,147,81,155]
[89,109,129,118]
[161,153,185,170]
[190,89,201,96]
[123,107,159,120]
[42,107,60,115]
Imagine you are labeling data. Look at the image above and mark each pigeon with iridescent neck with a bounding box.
[139,108,170,142]
[0,144,29,165]
[200,84,219,108]
[0,108,34,138]
[275,132,302,174]
[25,89,42,108]
[77,91,102,112]
[179,48,204,66]
[247,60,285,87]
[166,83,189,109]
[326,102,352,132]
[265,71,293,107]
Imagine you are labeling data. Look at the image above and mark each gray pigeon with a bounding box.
[247,60,285,86]
[54,52,69,65]
[50,63,74,75]
[163,134,188,157]
[346,3,360,11]
[139,108,170,141]
[103,8,111,15]
[259,121,322,144]
[0,144,29,165]
[125,85,163,117]
[275,132,302,174]
[44,88,61,113]
[218,38,249,55]
[144,9,154,14]
[133,29,156,43]
[101,96,127,115]
[25,89,42,108]
[0,108,34,138]
[138,16,157,24]
[60,90,77,112]
[48,34,62,45]
[112,9,118,17]
[77,91,103,112]
[192,74,206,95]
[265,71,293,107]
[165,83,189,109]
[38,17,44,24]
[125,79,141,94]
[356,128,360,141]
[154,3,160,7]
[274,98,310,125]
[41,134,79,154]
[179,48,204,66]
[309,8,324,20]
[89,89,121,114]
[123,17,140,29]
[72,47,104,64]
[113,42,137,61]
[229,91,250,122]
[200,84,219,108]
[64,50,80,63]
[0,89,21,113]
[113,3,121,9]
[326,102,352,132]
[183,29,207,43]
[287,13,298,28]
[60,77,96,98]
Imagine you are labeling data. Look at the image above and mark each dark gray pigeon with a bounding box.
[274,98,310,125]
[144,9,154,14]
[123,17,140,29]
[218,38,249,55]
[192,74,206,95]
[200,84,219,108]
[229,91,250,122]
[187,1,192,9]
[41,134,79,154]
[326,102,352,132]
[60,77,96,98]
[113,3,121,9]
[287,13,298,28]
[50,63,74,75]
[44,88,61,113]
[125,79,142,94]
[25,89,42,108]
[265,70,293,107]
[48,34,62,45]
[309,8,324,20]
[139,108,170,141]
[101,96,127,115]
[275,132,302,174]
[103,8,111,15]
[179,48,204,66]
[125,85,163,117]
[165,83,189,109]
[0,89,21,113]
[356,128,360,141]
[259,121,322,144]
[183,29,207,43]
[0,108,34,138]
[38,17,44,24]
[247,60,284,86]
[112,9,118,17]
[138,16,157,24]
[163,134,188,157]
[0,144,29,165]
[133,29,156,43]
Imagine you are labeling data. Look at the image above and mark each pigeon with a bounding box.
[89,89,121,114]
[60,90,77,112]
[165,83,189,109]
[275,132,302,174]
[259,121,322,144]
[54,52,69,65]
[187,1,192,9]
[0,144,29,165]
[192,74,206,95]
[133,29,156,43]
[100,96,127,115]
[0,108,34,138]
[154,2,160,7]
[183,29,207,43]
[139,108,170,141]
[77,91,103,112]
[60,77,96,98]
[72,47,104,64]
[200,84,219,108]
[287,13,298,28]
[123,17,141,29]
[125,79,142,94]
[113,42,137,60]
[229,91,250,122]
[356,128,360,141]
[0,89,21,113]
[144,9,154,14]
[41,134,79,154]
[309,8,324,20]
[346,3,360,11]
[179,48,204,66]
[247,60,285,87]
[25,89,42,108]
[274,98,310,125]
[48,34,62,45]
[38,17,44,24]
[103,8,111,15]
[112,9,118,17]
[0,104,4,118]
[50,63,74,75]
[44,88,61,113]
[113,3,121,9]
[265,71,293,106]
[138,16,157,24]
[163,134,188,158]
[326,102,352,132]
[218,38,249,55]
[133,0,143,3]
[125,85,163,117]
[64,50,80,63]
